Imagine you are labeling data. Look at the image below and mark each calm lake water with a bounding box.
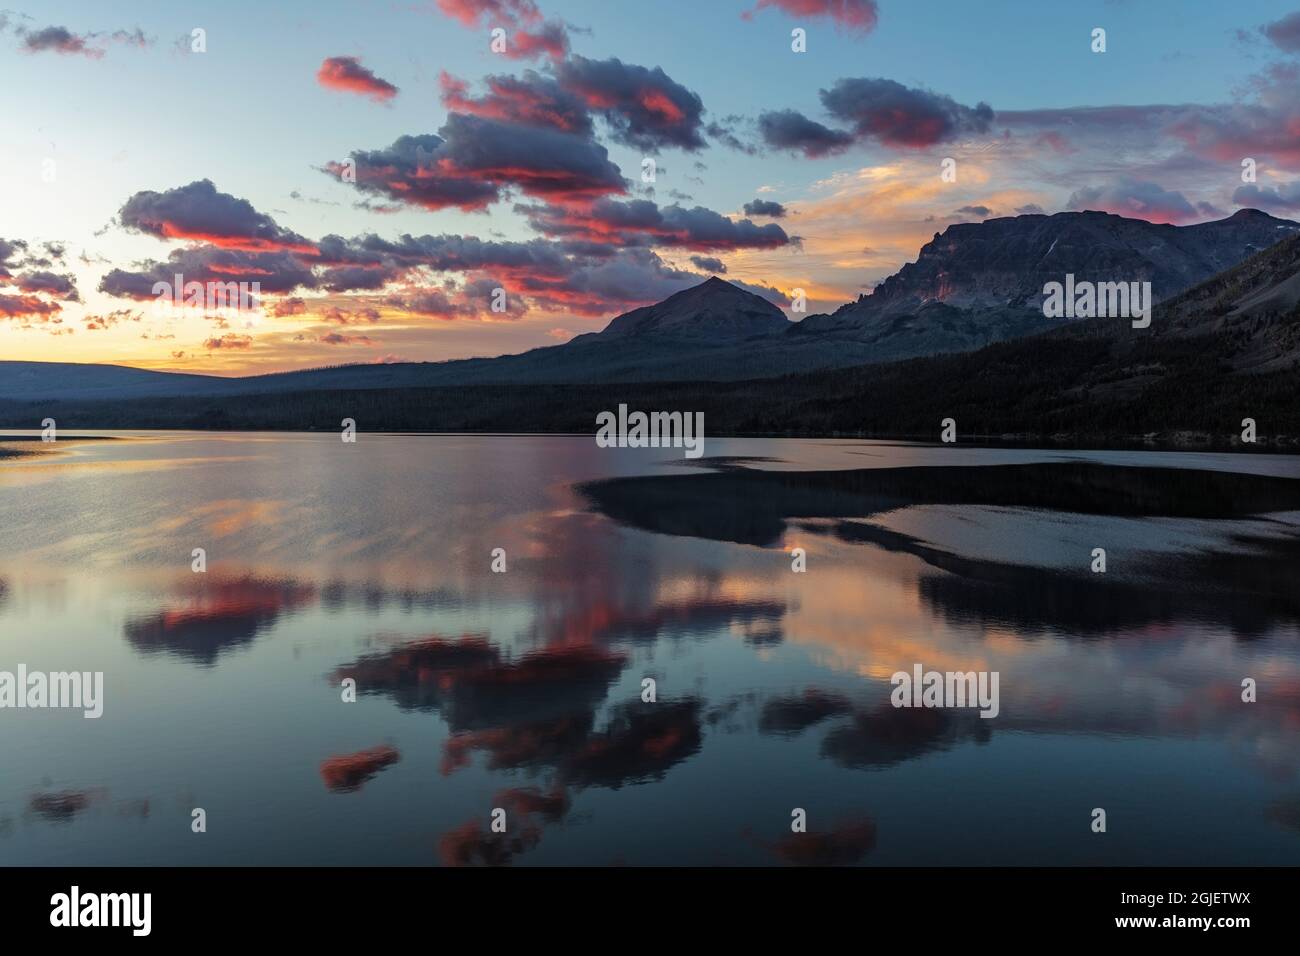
[1,432,1299,866]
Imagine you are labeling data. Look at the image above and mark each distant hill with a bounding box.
[0,361,227,402]
[0,279,802,401]
[1131,229,1300,373]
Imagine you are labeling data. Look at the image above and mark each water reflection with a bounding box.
[439,787,567,866]
[338,641,626,730]
[583,461,1300,635]
[319,746,401,794]
[124,576,316,665]
[762,816,877,866]
[28,790,102,824]
[25,789,149,825]
[1,435,1298,865]
[820,703,993,769]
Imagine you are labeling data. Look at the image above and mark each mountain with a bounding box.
[800,208,1299,333]
[590,276,789,340]
[762,228,1300,439]
[3,209,1298,405]
[1135,231,1300,372]
[787,298,1056,363]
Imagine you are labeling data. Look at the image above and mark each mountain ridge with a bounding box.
[4,228,1300,441]
[3,208,1297,402]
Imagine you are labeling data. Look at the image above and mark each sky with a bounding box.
[3,0,1300,374]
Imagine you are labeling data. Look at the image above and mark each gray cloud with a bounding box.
[329,117,626,212]
[758,109,854,157]
[118,179,314,252]
[743,198,787,218]
[1233,180,1300,212]
[820,77,994,148]
[555,55,707,152]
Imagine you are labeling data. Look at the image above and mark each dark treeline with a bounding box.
[2,329,1297,446]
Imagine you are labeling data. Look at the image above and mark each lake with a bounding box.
[1,432,1298,865]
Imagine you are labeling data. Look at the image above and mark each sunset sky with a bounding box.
[3,0,1300,374]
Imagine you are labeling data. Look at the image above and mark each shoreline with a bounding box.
[0,428,1294,456]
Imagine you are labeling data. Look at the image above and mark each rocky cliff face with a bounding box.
[801,209,1300,332]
